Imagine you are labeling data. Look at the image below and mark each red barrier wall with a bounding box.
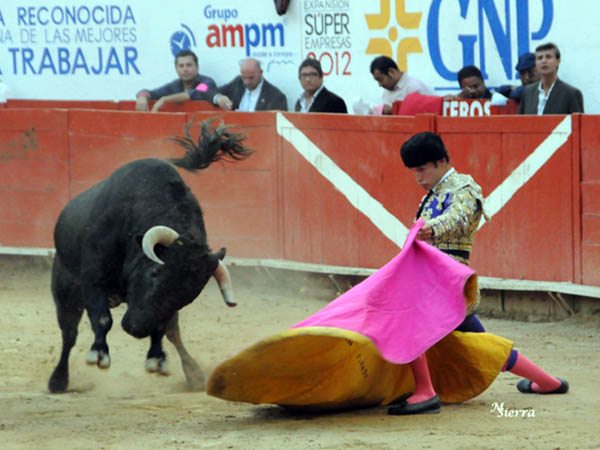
[0,104,597,288]
[580,115,600,285]
[0,109,70,247]
[117,100,219,112]
[5,99,119,110]
[437,115,578,282]
[4,99,219,113]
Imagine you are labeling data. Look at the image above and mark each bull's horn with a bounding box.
[142,225,180,265]
[213,260,236,307]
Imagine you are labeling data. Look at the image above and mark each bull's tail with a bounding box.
[169,120,253,172]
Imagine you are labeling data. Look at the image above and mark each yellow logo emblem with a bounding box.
[365,0,423,71]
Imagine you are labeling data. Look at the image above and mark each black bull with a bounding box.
[48,121,252,393]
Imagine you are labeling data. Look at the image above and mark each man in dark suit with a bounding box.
[294,58,347,114]
[518,42,584,115]
[211,58,287,111]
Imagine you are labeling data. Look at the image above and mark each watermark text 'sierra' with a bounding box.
[490,402,536,418]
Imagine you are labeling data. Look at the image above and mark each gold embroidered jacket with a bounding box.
[417,170,488,313]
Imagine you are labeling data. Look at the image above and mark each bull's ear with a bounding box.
[214,247,227,261]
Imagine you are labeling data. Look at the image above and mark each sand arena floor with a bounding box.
[1,258,599,449]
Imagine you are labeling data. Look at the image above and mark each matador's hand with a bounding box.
[416,223,434,241]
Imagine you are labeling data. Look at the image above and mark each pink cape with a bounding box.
[291,219,475,364]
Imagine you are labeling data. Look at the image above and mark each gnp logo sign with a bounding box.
[365,0,554,83]
[203,5,285,57]
[365,0,423,72]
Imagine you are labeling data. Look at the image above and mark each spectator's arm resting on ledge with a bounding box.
[214,94,233,111]
[150,92,190,112]
[135,91,151,111]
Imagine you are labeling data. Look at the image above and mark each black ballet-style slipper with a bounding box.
[388,393,412,405]
[517,378,569,394]
[387,395,441,415]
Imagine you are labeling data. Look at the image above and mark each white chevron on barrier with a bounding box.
[276,112,409,247]
[276,112,573,245]
[480,115,572,228]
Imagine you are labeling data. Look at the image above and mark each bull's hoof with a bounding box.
[86,350,111,368]
[145,357,169,376]
[48,371,68,393]
[182,362,206,391]
[186,377,206,392]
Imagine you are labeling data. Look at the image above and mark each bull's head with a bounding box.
[121,225,235,338]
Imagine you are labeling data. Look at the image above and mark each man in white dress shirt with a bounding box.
[370,55,432,114]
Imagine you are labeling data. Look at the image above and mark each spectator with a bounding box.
[518,42,584,115]
[370,56,432,114]
[455,66,492,99]
[294,58,347,113]
[209,58,287,111]
[497,53,540,102]
[136,50,216,111]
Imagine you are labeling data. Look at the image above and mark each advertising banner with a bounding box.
[0,1,596,113]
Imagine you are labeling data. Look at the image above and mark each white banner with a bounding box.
[0,0,596,113]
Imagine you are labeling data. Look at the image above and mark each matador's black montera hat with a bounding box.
[400,132,449,168]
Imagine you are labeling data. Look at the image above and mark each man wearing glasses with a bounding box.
[294,58,347,114]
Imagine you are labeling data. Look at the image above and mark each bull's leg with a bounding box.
[145,329,168,375]
[80,284,113,369]
[165,311,205,391]
[49,256,84,393]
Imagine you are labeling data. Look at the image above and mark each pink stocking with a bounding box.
[509,352,561,392]
[407,354,437,404]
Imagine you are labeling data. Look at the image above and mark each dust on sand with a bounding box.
[1,259,599,449]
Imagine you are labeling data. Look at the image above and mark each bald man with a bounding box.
[211,58,288,111]
[151,58,287,113]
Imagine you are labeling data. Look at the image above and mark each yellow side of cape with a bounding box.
[207,327,513,411]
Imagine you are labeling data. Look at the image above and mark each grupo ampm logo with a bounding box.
[365,0,423,72]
